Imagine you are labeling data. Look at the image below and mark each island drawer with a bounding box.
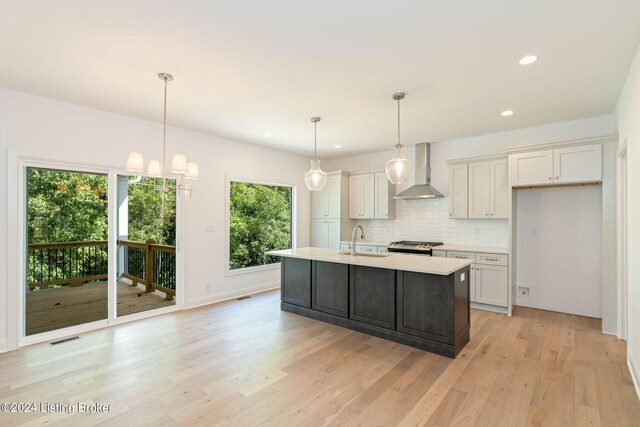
[476,253,508,266]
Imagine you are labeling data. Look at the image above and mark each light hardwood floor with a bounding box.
[1,290,638,426]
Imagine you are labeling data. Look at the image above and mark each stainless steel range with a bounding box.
[387,240,443,256]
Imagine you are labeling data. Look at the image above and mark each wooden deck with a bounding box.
[25,281,175,336]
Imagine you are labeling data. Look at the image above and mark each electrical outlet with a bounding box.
[518,286,530,297]
[205,225,215,232]
[531,228,538,237]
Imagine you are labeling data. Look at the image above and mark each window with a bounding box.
[228,180,293,270]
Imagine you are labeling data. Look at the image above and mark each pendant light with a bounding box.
[304,117,328,191]
[125,72,199,194]
[385,92,411,184]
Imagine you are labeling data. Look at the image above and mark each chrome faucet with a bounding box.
[350,225,366,256]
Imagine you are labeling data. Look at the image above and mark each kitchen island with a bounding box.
[267,247,472,358]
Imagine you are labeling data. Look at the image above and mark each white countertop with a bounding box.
[267,247,472,276]
[339,241,508,255]
[339,240,391,246]
[435,244,509,254]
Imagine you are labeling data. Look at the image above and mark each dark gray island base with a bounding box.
[279,257,471,358]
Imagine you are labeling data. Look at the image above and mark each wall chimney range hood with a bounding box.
[394,143,444,199]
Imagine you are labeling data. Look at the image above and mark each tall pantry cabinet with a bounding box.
[311,171,355,249]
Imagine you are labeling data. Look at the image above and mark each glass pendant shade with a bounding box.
[385,145,410,184]
[304,159,327,191]
[171,154,188,174]
[186,162,199,180]
[147,160,163,178]
[126,152,144,173]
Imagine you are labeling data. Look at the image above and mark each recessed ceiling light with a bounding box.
[501,110,514,117]
[334,145,342,149]
[519,55,538,65]
[264,132,272,137]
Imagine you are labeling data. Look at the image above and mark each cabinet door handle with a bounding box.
[485,213,489,216]
[548,177,553,180]
[485,258,499,261]
[555,176,559,179]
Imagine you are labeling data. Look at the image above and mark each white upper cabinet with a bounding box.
[448,164,468,219]
[510,150,554,186]
[468,161,491,218]
[553,144,602,184]
[374,172,395,219]
[510,144,602,187]
[489,159,509,218]
[456,158,508,219]
[349,175,365,219]
[349,172,391,220]
[312,174,340,219]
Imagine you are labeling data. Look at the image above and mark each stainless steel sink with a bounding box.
[336,250,391,257]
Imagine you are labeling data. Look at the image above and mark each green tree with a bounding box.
[127,177,176,246]
[229,182,292,269]
[27,168,108,244]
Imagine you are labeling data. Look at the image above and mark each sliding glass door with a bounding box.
[25,167,109,336]
[116,175,177,317]
[22,164,180,341]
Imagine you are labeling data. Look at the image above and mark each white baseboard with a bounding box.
[629,351,640,401]
[187,282,280,309]
[0,339,7,354]
[471,302,508,315]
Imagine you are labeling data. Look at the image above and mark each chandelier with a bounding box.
[126,73,198,194]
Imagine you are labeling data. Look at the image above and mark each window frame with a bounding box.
[225,175,296,276]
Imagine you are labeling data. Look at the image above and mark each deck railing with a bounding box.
[120,239,176,300]
[27,241,109,289]
[27,240,176,300]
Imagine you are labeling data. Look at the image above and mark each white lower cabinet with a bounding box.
[474,264,508,307]
[312,219,341,249]
[446,250,508,309]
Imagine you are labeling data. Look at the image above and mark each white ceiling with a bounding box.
[1,1,639,158]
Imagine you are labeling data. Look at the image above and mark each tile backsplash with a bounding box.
[358,197,508,247]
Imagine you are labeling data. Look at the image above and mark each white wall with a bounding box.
[615,43,640,396]
[324,115,615,246]
[0,88,311,352]
[516,186,602,318]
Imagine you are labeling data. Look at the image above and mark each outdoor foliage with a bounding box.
[27,168,109,244]
[26,169,176,288]
[229,181,292,270]
[127,177,176,246]
[27,168,109,288]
